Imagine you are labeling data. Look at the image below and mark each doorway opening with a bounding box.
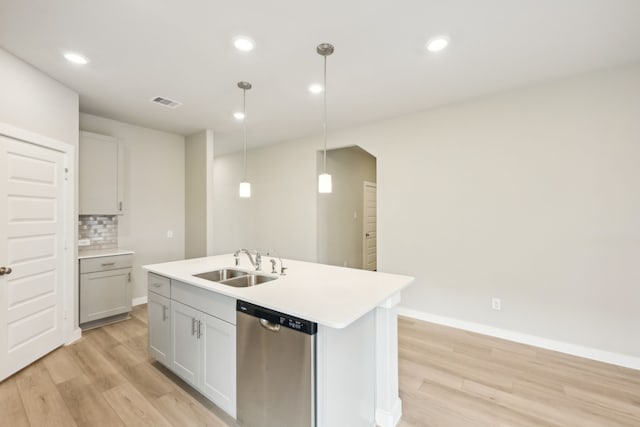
[316,146,376,270]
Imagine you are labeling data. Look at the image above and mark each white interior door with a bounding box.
[363,181,377,271]
[0,134,66,381]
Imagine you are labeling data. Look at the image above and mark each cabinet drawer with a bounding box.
[172,280,235,325]
[80,254,133,273]
[148,273,171,297]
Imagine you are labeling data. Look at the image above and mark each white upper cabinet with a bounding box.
[79,131,124,215]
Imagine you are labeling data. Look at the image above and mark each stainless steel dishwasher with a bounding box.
[236,300,317,427]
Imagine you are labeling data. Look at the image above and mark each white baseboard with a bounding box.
[398,307,640,371]
[375,397,402,427]
[132,296,148,306]
[64,327,82,345]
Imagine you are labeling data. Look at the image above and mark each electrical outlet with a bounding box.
[491,297,501,311]
[167,230,174,238]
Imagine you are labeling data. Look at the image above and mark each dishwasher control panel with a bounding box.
[237,300,318,335]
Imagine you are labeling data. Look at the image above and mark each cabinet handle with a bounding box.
[101,262,116,267]
[197,320,202,339]
[162,305,168,321]
[191,318,197,336]
[127,272,131,282]
[119,201,123,211]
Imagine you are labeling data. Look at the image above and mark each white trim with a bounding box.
[64,328,82,345]
[375,398,402,427]
[132,296,148,306]
[398,307,640,371]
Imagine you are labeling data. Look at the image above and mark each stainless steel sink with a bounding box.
[193,268,277,288]
[220,274,277,288]
[194,268,246,282]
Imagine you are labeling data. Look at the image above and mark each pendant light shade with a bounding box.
[237,81,252,198]
[318,173,332,193]
[317,43,334,194]
[239,181,251,198]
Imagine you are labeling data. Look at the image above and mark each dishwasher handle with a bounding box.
[259,318,281,332]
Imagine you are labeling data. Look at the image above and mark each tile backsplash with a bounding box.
[78,215,118,250]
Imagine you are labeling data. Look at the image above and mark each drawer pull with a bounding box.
[101,262,116,267]
[153,283,161,287]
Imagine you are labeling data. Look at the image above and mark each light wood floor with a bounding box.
[1,306,639,426]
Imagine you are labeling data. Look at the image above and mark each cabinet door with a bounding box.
[170,300,200,386]
[80,268,131,324]
[79,131,124,215]
[200,312,237,418]
[148,292,170,366]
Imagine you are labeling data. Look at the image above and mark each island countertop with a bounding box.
[143,254,414,329]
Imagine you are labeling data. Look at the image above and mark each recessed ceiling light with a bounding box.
[233,112,245,120]
[308,84,324,94]
[63,52,89,65]
[233,36,255,52]
[426,36,449,53]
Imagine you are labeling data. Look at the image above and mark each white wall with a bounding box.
[185,130,214,259]
[213,64,640,359]
[317,146,376,268]
[213,138,318,260]
[80,113,185,299]
[0,49,79,146]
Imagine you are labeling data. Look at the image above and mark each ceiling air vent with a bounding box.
[150,96,183,109]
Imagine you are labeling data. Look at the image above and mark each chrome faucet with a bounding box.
[233,249,262,271]
[266,250,287,275]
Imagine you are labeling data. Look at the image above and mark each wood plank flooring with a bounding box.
[1,305,639,426]
[397,316,640,427]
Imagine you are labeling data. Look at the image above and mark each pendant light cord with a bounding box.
[242,87,247,181]
[322,54,328,173]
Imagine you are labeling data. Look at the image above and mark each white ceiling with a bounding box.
[1,0,640,155]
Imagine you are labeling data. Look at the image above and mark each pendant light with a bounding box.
[317,43,334,193]
[237,81,252,198]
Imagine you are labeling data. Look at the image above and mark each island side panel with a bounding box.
[375,292,402,427]
[316,310,376,427]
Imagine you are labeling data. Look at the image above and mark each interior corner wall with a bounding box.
[317,147,376,269]
[213,63,640,359]
[185,130,213,259]
[79,113,185,299]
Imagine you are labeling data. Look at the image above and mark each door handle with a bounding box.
[259,318,281,332]
[0,267,12,276]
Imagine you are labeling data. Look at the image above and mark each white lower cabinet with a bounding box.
[148,274,236,419]
[147,291,171,366]
[200,311,236,416]
[170,300,200,386]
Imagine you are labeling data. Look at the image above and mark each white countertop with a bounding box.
[143,254,414,329]
[78,248,135,259]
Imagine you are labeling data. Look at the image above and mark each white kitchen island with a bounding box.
[144,254,413,427]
